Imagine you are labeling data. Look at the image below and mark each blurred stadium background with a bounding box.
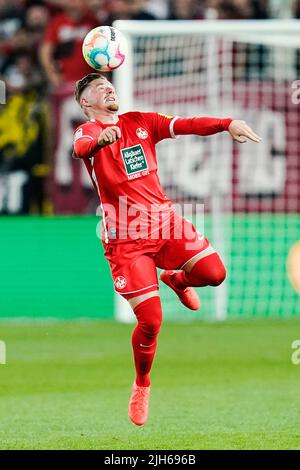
[1,0,300,450]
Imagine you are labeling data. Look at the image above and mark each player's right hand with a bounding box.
[98,126,121,147]
[228,120,262,144]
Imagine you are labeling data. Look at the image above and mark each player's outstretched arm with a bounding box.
[228,120,261,144]
[168,116,261,143]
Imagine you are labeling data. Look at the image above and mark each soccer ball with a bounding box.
[82,26,127,72]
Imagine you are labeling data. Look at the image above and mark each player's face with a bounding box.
[82,78,119,113]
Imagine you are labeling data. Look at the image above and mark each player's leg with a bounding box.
[126,290,162,388]
[170,248,226,290]
[157,218,226,310]
[124,289,162,426]
[107,248,162,427]
[160,249,226,310]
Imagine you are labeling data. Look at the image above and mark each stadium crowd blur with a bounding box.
[0,0,299,214]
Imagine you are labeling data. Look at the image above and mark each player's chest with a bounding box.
[98,126,156,182]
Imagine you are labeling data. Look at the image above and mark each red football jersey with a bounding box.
[73,112,176,243]
[73,112,232,243]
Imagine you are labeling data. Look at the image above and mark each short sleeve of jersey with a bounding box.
[141,112,175,144]
[74,121,99,142]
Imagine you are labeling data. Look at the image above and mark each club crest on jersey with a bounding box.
[114,276,127,290]
[136,128,148,139]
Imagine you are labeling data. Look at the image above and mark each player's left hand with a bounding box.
[228,120,262,144]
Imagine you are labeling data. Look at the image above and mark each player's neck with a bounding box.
[88,110,119,124]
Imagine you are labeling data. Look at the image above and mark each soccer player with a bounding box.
[73,73,261,426]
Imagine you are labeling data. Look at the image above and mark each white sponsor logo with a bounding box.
[136,128,148,139]
[115,276,127,290]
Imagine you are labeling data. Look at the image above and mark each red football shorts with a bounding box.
[103,215,214,299]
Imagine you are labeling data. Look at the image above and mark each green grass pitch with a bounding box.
[0,319,300,450]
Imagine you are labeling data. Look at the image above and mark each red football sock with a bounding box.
[132,296,162,387]
[171,253,226,289]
